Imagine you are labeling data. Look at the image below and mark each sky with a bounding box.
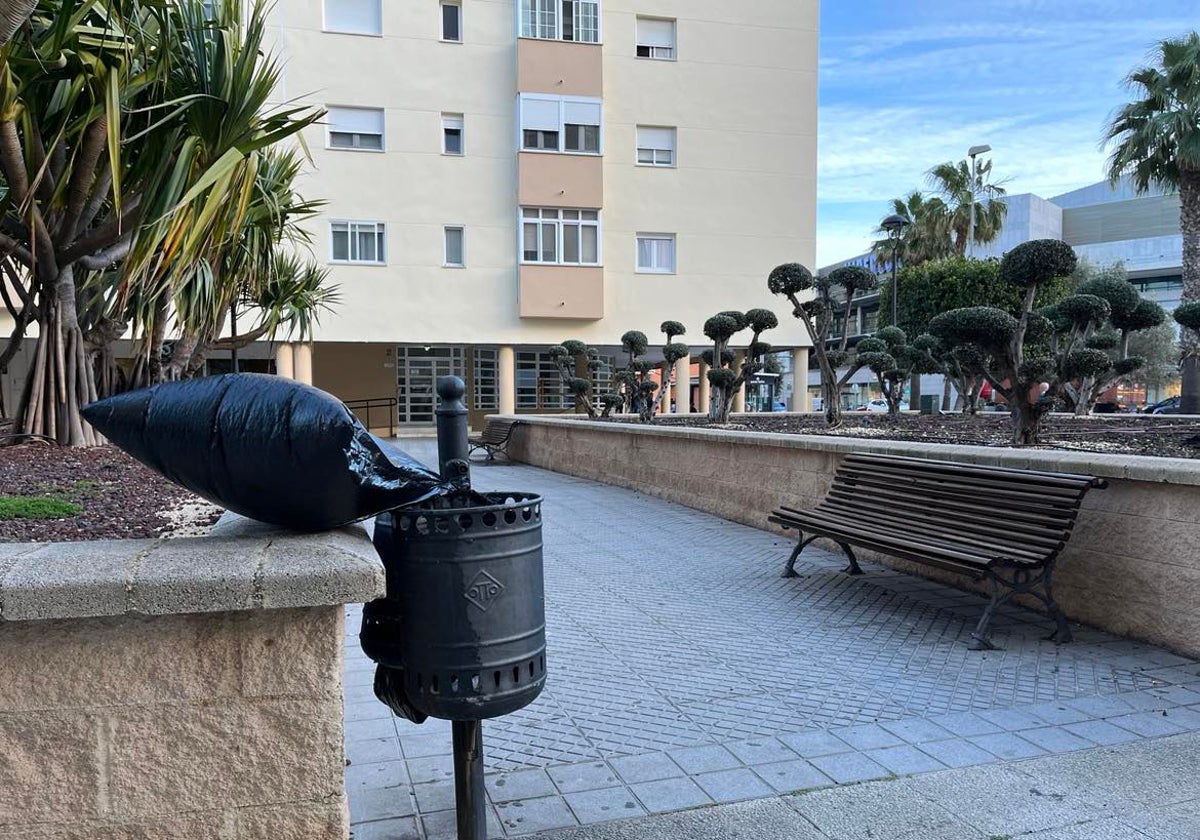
[816,0,1199,268]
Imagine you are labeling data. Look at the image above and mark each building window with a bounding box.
[441,1,461,41]
[444,226,465,266]
[636,17,675,59]
[323,0,381,34]
[473,348,498,410]
[327,106,384,151]
[442,113,464,154]
[521,208,600,265]
[331,221,386,264]
[636,126,675,166]
[517,351,571,410]
[636,233,675,273]
[519,95,602,154]
[519,0,600,43]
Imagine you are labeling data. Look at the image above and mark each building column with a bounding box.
[274,343,295,379]
[498,346,516,415]
[698,359,710,416]
[732,352,746,413]
[293,343,313,386]
[674,356,691,413]
[790,347,810,412]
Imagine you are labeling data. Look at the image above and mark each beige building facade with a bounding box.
[204,1,820,427]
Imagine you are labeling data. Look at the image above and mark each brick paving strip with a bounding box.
[344,440,1200,840]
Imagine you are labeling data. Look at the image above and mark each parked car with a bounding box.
[859,398,909,412]
[1149,396,1181,414]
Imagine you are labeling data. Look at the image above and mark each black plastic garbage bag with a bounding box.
[82,374,448,531]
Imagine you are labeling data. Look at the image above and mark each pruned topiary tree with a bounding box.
[854,327,940,416]
[548,340,603,418]
[929,239,1105,443]
[1047,272,1168,414]
[703,309,777,423]
[768,262,879,426]
[613,322,690,422]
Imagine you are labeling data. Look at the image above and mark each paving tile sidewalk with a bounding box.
[345,440,1200,840]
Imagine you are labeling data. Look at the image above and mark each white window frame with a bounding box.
[519,208,602,266]
[330,220,387,265]
[441,0,462,42]
[322,0,382,36]
[326,106,385,152]
[518,0,602,43]
[636,16,676,60]
[517,94,603,155]
[636,125,676,167]
[443,225,465,267]
[442,113,464,155]
[636,233,676,274]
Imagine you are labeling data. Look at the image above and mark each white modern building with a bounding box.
[260,0,819,428]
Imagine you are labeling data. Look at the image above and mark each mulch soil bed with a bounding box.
[648,413,1200,460]
[0,443,222,543]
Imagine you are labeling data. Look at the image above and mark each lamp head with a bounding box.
[881,214,909,239]
[968,143,992,157]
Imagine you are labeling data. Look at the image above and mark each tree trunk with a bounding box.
[941,377,953,411]
[1180,170,1200,413]
[0,0,36,45]
[909,373,921,409]
[1010,395,1049,445]
[15,282,99,446]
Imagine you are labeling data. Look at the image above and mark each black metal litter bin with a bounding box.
[359,376,545,840]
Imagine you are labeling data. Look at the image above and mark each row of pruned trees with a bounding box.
[1,0,336,444]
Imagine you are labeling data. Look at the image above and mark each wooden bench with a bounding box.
[468,419,520,461]
[768,453,1107,650]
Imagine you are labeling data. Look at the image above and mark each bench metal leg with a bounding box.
[969,560,1071,651]
[782,532,819,578]
[838,542,864,576]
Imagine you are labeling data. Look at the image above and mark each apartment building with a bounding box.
[256,0,818,428]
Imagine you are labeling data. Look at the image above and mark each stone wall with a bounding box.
[0,519,384,840]
[507,417,1200,657]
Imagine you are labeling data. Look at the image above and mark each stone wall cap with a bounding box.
[0,515,384,624]
[497,414,1200,486]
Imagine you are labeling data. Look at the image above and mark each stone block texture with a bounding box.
[508,417,1200,657]
[0,607,348,839]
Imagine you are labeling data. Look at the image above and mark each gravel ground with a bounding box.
[0,443,223,543]
[653,412,1200,459]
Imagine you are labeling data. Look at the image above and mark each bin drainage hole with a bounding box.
[483,512,497,527]
[528,661,535,678]
[512,666,520,684]
[522,508,532,521]
[494,671,501,689]
[539,656,545,672]
[459,514,473,530]
[398,516,411,530]
[435,519,450,534]
[431,675,439,694]
[415,516,429,534]
[471,674,481,692]
[504,510,517,524]
[450,676,460,694]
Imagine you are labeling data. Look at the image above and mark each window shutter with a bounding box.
[324,0,382,34]
[521,96,561,131]
[442,114,464,131]
[328,107,384,135]
[637,17,674,47]
[637,126,674,150]
[563,100,601,127]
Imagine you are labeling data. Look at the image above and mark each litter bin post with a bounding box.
[920,394,938,415]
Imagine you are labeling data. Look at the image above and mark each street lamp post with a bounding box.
[966,143,991,256]
[880,214,910,327]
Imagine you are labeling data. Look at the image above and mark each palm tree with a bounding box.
[1105,32,1200,412]
[928,158,1008,256]
[871,191,953,269]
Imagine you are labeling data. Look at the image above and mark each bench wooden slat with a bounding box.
[834,470,1085,516]
[820,491,1074,544]
[843,453,1106,489]
[815,497,1067,552]
[838,465,1088,505]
